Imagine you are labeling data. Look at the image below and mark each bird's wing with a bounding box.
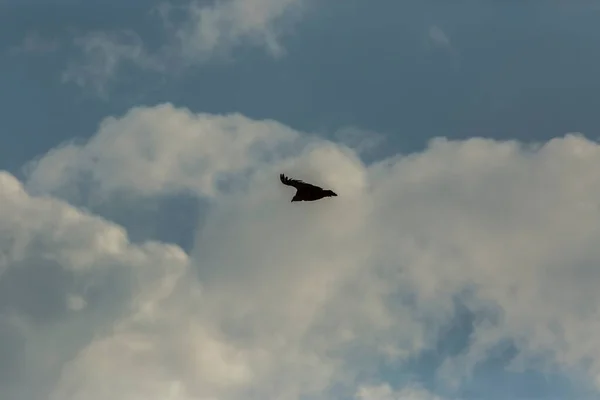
[280,174,322,190]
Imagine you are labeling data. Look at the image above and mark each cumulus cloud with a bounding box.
[24,104,306,200]
[5,104,600,399]
[0,171,189,400]
[63,0,305,95]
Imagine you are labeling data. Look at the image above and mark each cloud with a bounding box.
[62,30,164,98]
[332,126,387,158]
[426,25,459,69]
[62,0,305,95]
[0,171,189,400]
[9,32,60,55]
[172,0,304,62]
[427,26,451,50]
[6,104,600,399]
[24,103,306,200]
[356,384,445,400]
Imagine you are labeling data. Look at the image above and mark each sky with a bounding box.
[2,1,600,399]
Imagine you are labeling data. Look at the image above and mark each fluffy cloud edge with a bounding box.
[5,104,600,399]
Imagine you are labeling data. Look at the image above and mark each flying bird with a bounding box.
[280,173,338,202]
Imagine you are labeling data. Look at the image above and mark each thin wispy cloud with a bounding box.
[428,26,451,49]
[10,31,60,55]
[62,0,306,96]
[426,25,459,69]
[62,30,163,99]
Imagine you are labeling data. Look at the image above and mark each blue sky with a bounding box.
[5,1,600,172]
[2,1,600,400]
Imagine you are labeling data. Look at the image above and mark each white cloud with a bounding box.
[333,126,386,157]
[173,0,304,62]
[6,104,600,399]
[24,103,306,200]
[426,25,459,69]
[9,31,59,55]
[428,26,451,49]
[62,30,163,98]
[63,0,306,95]
[0,170,190,400]
[357,384,446,400]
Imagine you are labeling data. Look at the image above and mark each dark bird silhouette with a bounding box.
[280,173,338,202]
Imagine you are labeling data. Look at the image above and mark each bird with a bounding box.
[280,173,338,202]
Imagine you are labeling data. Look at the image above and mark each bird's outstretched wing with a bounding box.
[280,174,322,190]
